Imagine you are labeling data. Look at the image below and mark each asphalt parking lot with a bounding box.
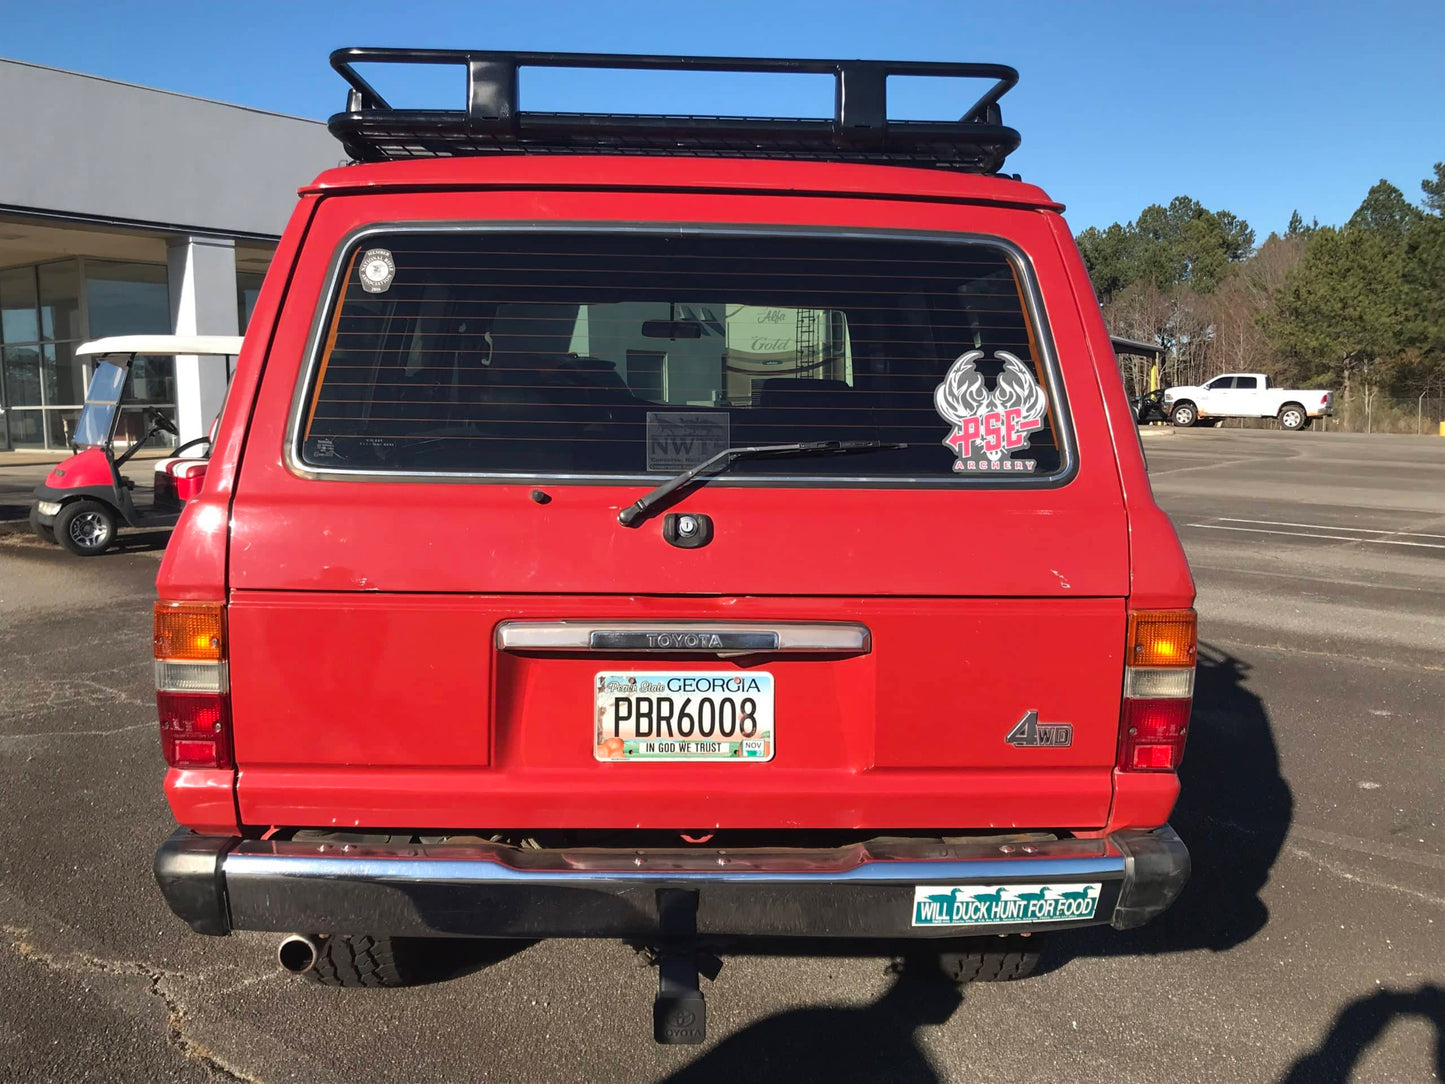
[1,428,1442,1084]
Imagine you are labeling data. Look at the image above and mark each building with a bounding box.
[0,58,339,451]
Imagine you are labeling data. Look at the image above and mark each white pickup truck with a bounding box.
[1163,374,1334,430]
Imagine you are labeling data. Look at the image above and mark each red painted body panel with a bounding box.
[163,768,239,835]
[228,191,1129,598]
[299,155,1064,212]
[1046,215,1196,613]
[157,159,1193,838]
[46,448,116,493]
[228,592,1124,830]
[156,196,318,603]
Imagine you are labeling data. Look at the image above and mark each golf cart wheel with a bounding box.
[1171,402,1198,427]
[54,499,117,556]
[28,504,55,544]
[923,938,1041,985]
[1278,403,1309,430]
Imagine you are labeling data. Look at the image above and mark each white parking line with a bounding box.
[1185,523,1445,550]
[1215,517,1445,540]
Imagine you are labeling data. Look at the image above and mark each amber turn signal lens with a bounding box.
[154,601,224,661]
[1126,609,1197,669]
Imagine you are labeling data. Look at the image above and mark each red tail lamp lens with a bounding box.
[1119,698,1191,772]
[156,692,233,770]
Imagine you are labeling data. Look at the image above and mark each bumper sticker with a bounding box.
[911,883,1101,927]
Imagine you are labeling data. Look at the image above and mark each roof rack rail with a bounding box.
[327,48,1021,174]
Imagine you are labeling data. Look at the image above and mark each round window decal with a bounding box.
[358,248,395,293]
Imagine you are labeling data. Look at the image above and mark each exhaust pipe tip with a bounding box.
[278,933,321,974]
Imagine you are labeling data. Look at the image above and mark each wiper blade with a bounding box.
[617,440,906,526]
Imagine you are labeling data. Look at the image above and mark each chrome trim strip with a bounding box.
[225,853,1124,885]
[590,630,779,652]
[496,620,870,654]
[282,222,1076,490]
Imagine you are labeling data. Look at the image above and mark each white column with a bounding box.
[167,236,238,443]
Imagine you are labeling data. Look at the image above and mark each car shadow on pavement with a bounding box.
[1276,984,1445,1083]
[660,959,960,1084]
[1043,641,1293,966]
[108,528,172,554]
[408,937,536,984]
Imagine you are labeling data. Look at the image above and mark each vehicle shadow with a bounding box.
[406,937,536,985]
[1277,984,1444,1082]
[660,958,960,1084]
[110,528,172,554]
[1043,641,1292,965]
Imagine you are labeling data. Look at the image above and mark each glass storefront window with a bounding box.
[5,408,44,448]
[43,342,89,405]
[44,407,84,448]
[2,257,177,451]
[124,355,177,406]
[1,266,40,344]
[39,261,82,342]
[114,405,176,448]
[85,261,170,338]
[3,344,43,406]
[237,271,265,331]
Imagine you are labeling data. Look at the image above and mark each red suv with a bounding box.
[153,49,1193,1044]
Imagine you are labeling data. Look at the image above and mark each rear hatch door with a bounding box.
[227,192,1128,831]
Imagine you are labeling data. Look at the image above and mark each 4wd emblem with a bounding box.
[1005,710,1073,748]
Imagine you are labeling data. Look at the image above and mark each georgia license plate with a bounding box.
[594,671,774,762]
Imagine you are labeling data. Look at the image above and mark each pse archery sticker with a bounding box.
[934,350,1047,472]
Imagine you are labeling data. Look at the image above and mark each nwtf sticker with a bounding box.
[911,883,1101,927]
[934,350,1047,473]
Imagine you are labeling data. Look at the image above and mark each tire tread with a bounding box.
[305,935,410,988]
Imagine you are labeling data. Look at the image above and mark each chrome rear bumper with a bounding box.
[155,827,1187,940]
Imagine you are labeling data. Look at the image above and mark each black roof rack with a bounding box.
[327,48,1021,174]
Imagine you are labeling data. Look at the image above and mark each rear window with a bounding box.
[297,230,1069,482]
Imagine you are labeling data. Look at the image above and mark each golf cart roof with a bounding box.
[77,335,245,358]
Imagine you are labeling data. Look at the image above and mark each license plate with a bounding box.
[594,671,774,762]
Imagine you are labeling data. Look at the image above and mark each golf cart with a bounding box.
[29,335,242,556]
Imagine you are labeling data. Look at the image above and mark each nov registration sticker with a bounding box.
[911,883,1101,927]
[595,672,775,762]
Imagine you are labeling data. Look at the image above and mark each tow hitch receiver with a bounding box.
[650,889,721,1044]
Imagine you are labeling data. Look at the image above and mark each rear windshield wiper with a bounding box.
[617,440,906,526]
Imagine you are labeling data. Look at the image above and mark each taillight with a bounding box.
[154,601,231,770]
[1119,609,1196,772]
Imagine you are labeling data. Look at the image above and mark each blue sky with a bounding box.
[3,0,1441,238]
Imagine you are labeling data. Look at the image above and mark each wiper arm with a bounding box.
[617,440,905,526]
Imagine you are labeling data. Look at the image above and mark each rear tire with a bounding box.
[54,499,117,556]
[28,504,55,544]
[1171,402,1198,427]
[922,938,1041,984]
[1278,403,1309,430]
[306,935,414,988]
